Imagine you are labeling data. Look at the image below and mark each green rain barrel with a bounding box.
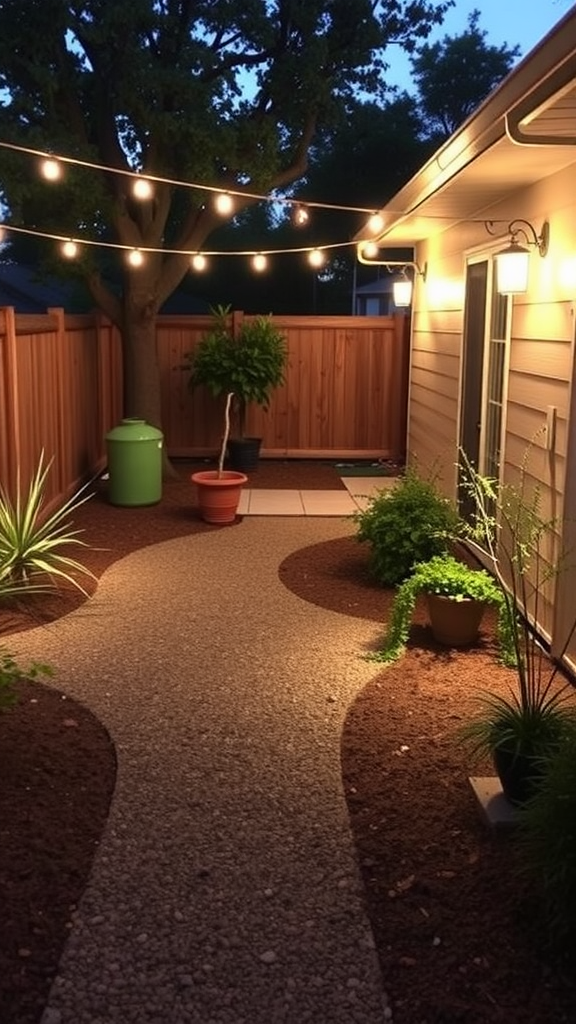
[106,418,163,506]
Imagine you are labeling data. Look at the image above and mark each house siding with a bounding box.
[406,160,576,650]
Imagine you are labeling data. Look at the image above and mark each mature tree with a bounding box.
[284,94,434,307]
[410,8,520,138]
[0,0,453,448]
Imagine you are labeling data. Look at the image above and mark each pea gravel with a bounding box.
[9,516,392,1024]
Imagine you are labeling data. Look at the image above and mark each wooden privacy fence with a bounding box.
[0,306,122,510]
[0,307,409,508]
[161,312,409,459]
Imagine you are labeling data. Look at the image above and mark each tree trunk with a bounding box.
[120,282,178,478]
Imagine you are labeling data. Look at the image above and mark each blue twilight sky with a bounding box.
[385,0,574,90]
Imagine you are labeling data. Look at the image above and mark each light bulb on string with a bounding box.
[214,192,234,216]
[41,158,62,182]
[308,248,325,268]
[191,253,207,272]
[127,248,144,267]
[132,177,153,200]
[367,213,384,235]
[361,241,379,259]
[61,240,79,259]
[292,204,310,227]
[252,253,268,273]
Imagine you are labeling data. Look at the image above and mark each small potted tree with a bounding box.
[191,392,247,524]
[185,305,288,471]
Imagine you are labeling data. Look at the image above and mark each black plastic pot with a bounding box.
[493,745,544,807]
[227,437,262,472]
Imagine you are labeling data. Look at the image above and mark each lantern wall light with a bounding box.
[357,244,428,308]
[490,219,550,295]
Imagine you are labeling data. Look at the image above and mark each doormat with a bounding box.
[332,461,401,478]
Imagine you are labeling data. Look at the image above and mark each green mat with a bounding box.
[334,463,399,477]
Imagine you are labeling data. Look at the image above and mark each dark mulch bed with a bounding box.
[1,458,575,1024]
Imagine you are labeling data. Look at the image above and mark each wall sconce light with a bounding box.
[492,219,549,295]
[393,271,414,308]
[357,244,427,308]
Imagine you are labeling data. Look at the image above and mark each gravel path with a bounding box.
[9,517,390,1024]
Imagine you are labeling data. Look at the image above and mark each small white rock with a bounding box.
[41,1009,62,1024]
[259,950,278,964]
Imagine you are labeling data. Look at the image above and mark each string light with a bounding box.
[367,213,385,235]
[252,253,268,272]
[292,204,310,227]
[308,248,325,268]
[360,240,379,259]
[40,158,62,181]
[214,192,234,215]
[0,140,378,216]
[1,139,399,271]
[61,240,79,259]
[132,177,154,200]
[127,248,144,267]
[0,221,360,262]
[190,253,207,272]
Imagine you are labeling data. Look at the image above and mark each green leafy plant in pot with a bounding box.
[459,447,576,806]
[185,305,288,472]
[373,553,512,664]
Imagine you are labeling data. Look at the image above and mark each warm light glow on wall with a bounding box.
[558,256,576,293]
[426,277,465,307]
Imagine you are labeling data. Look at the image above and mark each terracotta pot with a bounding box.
[191,470,247,525]
[426,593,486,646]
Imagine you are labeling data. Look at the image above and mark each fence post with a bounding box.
[231,308,244,339]
[2,306,21,495]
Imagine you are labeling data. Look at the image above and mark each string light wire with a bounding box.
[0,222,361,259]
[0,139,379,215]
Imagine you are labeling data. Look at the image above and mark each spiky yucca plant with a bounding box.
[0,452,96,596]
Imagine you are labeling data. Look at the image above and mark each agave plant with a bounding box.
[0,452,96,596]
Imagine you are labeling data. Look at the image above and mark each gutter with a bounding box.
[357,7,576,243]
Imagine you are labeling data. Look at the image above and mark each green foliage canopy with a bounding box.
[0,0,453,429]
[410,8,520,137]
